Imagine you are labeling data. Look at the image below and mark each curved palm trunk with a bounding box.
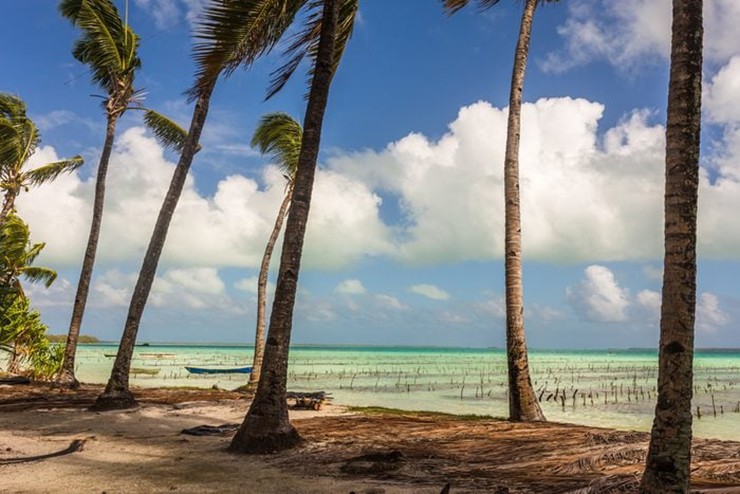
[249,185,293,388]
[57,114,119,389]
[503,0,545,422]
[640,1,703,492]
[91,79,216,411]
[229,0,338,454]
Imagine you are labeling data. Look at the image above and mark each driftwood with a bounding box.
[181,423,239,436]
[286,391,332,410]
[0,376,31,385]
[0,439,86,465]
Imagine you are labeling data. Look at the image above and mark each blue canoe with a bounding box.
[185,366,253,375]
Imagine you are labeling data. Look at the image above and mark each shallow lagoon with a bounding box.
[74,345,740,441]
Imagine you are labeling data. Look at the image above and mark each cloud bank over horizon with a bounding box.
[18,91,740,272]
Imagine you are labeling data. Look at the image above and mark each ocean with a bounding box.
[73,344,740,441]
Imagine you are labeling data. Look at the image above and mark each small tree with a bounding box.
[247,112,302,388]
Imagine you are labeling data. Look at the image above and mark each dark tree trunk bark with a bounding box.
[504,0,545,422]
[91,79,216,411]
[0,187,18,228]
[249,185,293,388]
[640,0,703,492]
[229,0,338,454]
[57,113,119,389]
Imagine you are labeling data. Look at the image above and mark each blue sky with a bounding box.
[2,0,739,348]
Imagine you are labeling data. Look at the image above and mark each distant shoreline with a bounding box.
[65,341,740,353]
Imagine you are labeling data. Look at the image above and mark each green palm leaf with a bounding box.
[251,112,302,179]
[266,0,358,100]
[188,0,306,100]
[25,157,84,187]
[142,110,191,154]
[442,0,502,15]
[60,0,141,94]
[20,267,57,288]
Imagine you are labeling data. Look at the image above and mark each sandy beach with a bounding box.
[1,383,740,493]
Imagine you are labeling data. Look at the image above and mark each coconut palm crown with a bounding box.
[0,93,83,228]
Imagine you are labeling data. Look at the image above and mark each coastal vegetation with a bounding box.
[0,0,715,491]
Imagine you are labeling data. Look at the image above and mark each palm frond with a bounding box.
[188,0,305,100]
[266,0,358,100]
[0,92,27,121]
[0,119,22,167]
[143,110,191,154]
[442,0,502,15]
[0,215,32,271]
[24,157,84,187]
[61,0,141,96]
[251,112,302,178]
[20,266,58,288]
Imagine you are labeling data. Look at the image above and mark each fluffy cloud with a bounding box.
[705,56,740,125]
[696,292,730,334]
[567,265,631,322]
[16,96,740,273]
[569,268,730,334]
[332,98,668,263]
[409,284,450,301]
[133,0,206,30]
[542,0,740,72]
[16,127,390,270]
[335,279,367,295]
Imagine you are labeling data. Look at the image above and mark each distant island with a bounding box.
[47,334,99,344]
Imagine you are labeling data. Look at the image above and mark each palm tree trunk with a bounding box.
[640,1,703,492]
[57,114,119,389]
[0,187,18,228]
[229,0,338,454]
[249,185,293,388]
[504,0,545,422]
[91,79,216,411]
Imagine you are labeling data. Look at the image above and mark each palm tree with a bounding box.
[0,214,58,373]
[56,0,141,388]
[229,0,358,453]
[58,0,199,389]
[443,0,556,421]
[91,0,307,411]
[0,93,83,228]
[247,112,302,388]
[641,1,703,492]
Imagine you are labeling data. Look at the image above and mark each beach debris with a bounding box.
[340,450,405,474]
[0,439,86,465]
[287,391,331,410]
[0,376,31,385]
[180,423,240,436]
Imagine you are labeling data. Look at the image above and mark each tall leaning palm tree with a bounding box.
[56,0,141,388]
[248,112,302,388]
[641,0,703,492]
[0,93,83,228]
[91,0,307,411]
[230,0,358,453]
[57,0,190,388]
[443,0,557,421]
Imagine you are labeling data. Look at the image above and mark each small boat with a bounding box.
[184,366,252,375]
[131,367,161,376]
[104,353,116,358]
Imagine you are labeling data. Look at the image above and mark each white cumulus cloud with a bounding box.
[409,284,450,301]
[567,265,630,322]
[335,279,367,295]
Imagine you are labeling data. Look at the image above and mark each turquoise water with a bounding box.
[73,344,740,441]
